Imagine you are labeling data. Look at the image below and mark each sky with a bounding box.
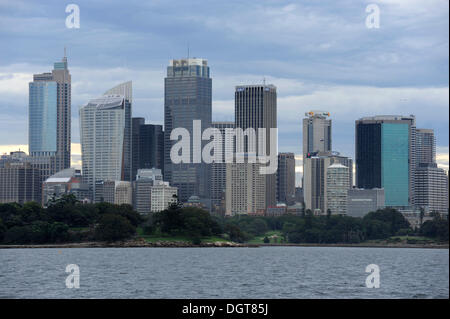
[0,0,448,184]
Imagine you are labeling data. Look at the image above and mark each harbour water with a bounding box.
[0,246,448,298]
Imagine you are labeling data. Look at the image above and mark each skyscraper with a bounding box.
[164,58,212,202]
[132,117,145,180]
[302,111,332,160]
[235,84,277,208]
[225,154,266,216]
[131,117,164,180]
[415,128,435,165]
[355,115,416,208]
[211,121,235,212]
[326,163,349,215]
[414,163,448,213]
[79,82,132,197]
[303,153,353,214]
[277,152,296,205]
[29,52,71,179]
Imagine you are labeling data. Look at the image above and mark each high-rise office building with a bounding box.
[0,162,41,204]
[225,154,265,216]
[164,58,212,202]
[277,152,296,205]
[326,163,349,215]
[414,163,448,213]
[303,153,353,214]
[302,111,332,159]
[355,115,416,208]
[132,117,145,180]
[29,53,71,179]
[415,129,436,165]
[131,117,164,180]
[211,121,235,211]
[235,84,277,208]
[80,82,132,197]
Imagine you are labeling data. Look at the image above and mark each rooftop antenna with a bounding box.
[263,77,266,86]
[187,42,190,60]
[64,46,67,58]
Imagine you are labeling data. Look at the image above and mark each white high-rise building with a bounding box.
[80,82,132,198]
[326,163,349,215]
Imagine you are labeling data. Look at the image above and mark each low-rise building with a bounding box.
[347,188,385,218]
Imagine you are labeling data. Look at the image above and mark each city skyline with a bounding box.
[0,0,448,183]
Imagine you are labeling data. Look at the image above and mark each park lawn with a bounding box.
[247,230,284,244]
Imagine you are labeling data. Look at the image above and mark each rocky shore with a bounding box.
[0,239,447,249]
[0,238,258,249]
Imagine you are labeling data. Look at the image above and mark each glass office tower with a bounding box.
[164,58,212,202]
[355,115,416,208]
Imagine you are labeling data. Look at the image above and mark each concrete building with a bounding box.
[356,115,416,208]
[303,152,353,214]
[149,181,178,213]
[80,82,132,198]
[210,121,235,211]
[94,180,116,204]
[134,168,164,213]
[235,84,277,208]
[277,152,296,205]
[225,154,265,216]
[0,162,41,204]
[132,118,164,180]
[415,128,435,165]
[302,111,332,160]
[29,53,71,180]
[414,163,448,213]
[164,58,212,202]
[114,181,133,205]
[326,163,349,215]
[347,188,385,218]
[42,167,90,206]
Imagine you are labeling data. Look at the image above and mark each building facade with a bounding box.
[0,162,41,204]
[326,163,349,215]
[347,188,385,218]
[303,153,353,214]
[225,154,266,216]
[164,58,212,202]
[210,121,235,211]
[235,84,277,208]
[414,163,448,213]
[355,115,416,208]
[277,152,296,205]
[80,82,132,198]
[29,53,71,180]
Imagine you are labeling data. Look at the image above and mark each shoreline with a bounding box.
[0,240,448,249]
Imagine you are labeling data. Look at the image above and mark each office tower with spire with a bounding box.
[234,84,278,208]
[79,82,132,198]
[164,58,212,202]
[28,51,71,179]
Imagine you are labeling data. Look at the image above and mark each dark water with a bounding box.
[0,247,448,299]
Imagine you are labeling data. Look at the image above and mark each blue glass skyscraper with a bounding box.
[355,115,416,208]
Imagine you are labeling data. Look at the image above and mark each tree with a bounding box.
[263,236,270,243]
[95,214,136,242]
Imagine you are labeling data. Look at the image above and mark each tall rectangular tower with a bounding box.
[355,115,416,208]
[277,152,296,205]
[164,58,212,203]
[235,84,277,208]
[302,111,332,159]
[80,82,132,197]
[29,53,71,179]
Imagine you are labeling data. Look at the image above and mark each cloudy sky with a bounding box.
[0,0,448,183]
